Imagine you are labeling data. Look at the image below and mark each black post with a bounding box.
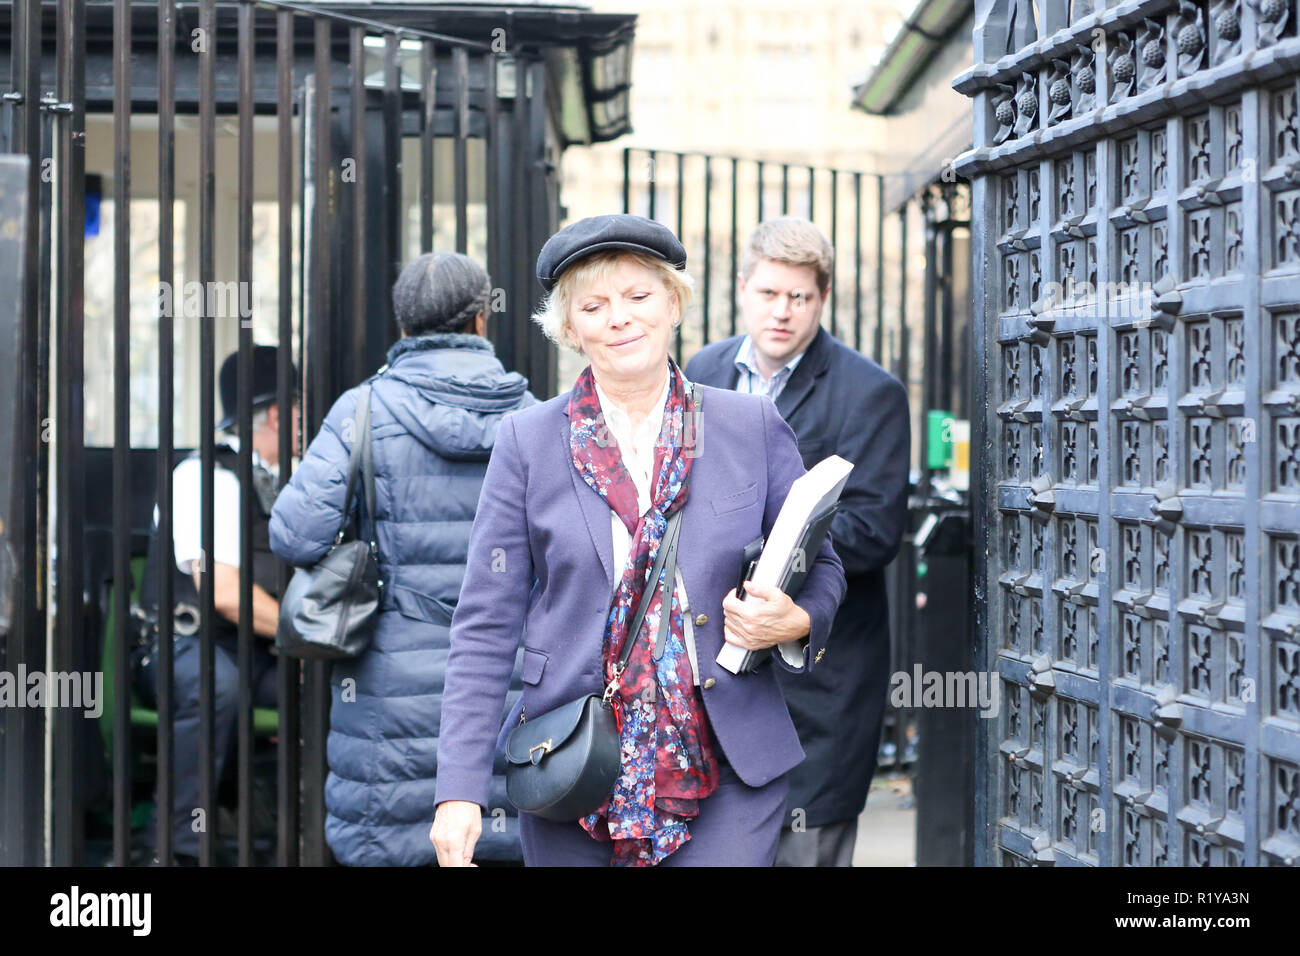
[0,150,42,866]
[51,0,87,867]
[453,46,469,254]
[155,0,176,868]
[420,40,435,253]
[302,14,334,867]
[675,150,684,367]
[110,0,132,868]
[484,51,500,337]
[2,0,45,865]
[621,146,630,215]
[383,32,400,294]
[729,157,738,338]
[920,193,938,500]
[274,6,301,869]
[896,203,910,393]
[913,507,975,866]
[828,168,837,338]
[350,25,368,385]
[701,155,711,347]
[647,149,656,221]
[196,0,217,869]
[875,175,885,364]
[235,0,255,868]
[854,172,863,352]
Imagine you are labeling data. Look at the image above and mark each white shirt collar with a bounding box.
[592,366,672,450]
[734,333,807,383]
[217,431,273,474]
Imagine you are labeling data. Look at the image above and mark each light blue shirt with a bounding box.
[732,334,808,404]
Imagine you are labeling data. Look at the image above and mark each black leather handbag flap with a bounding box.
[504,693,600,766]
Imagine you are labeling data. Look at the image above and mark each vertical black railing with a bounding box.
[348,25,366,386]
[621,148,888,367]
[155,0,176,869]
[453,46,468,255]
[674,150,684,367]
[111,0,131,869]
[234,0,255,868]
[420,39,435,254]
[196,0,217,869]
[273,7,299,869]
[302,12,331,867]
[50,0,87,868]
[2,0,553,867]
[2,0,45,869]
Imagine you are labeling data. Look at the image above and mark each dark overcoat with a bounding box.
[686,326,911,826]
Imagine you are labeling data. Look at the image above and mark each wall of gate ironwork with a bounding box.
[955,0,1300,866]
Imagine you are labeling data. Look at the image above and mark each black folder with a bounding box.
[726,498,840,674]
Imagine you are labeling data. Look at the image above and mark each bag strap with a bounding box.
[649,510,683,662]
[335,384,373,545]
[359,388,378,548]
[614,379,697,668]
[615,507,683,673]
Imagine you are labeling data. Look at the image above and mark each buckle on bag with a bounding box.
[602,663,625,703]
[528,739,553,765]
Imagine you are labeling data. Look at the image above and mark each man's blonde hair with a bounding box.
[740,217,834,293]
[531,249,695,355]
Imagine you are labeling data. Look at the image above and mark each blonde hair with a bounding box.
[531,249,695,354]
[740,217,834,292]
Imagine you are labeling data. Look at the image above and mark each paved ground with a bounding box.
[852,772,916,866]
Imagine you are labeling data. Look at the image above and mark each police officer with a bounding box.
[138,345,300,865]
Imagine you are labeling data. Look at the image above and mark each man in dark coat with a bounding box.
[685,217,910,866]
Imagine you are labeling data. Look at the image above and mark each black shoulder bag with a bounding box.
[504,506,684,821]
[276,384,382,660]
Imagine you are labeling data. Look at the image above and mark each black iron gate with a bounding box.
[957,0,1300,865]
[0,0,609,866]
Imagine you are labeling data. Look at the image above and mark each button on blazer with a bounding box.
[433,382,848,811]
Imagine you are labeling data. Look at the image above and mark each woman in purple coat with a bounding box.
[430,215,847,867]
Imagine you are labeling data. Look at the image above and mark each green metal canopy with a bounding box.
[852,0,970,116]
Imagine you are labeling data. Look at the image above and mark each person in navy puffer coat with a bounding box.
[269,252,538,865]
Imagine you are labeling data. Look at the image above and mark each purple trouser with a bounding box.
[517,749,791,867]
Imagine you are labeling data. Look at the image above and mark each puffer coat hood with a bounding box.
[269,331,538,865]
[379,332,531,461]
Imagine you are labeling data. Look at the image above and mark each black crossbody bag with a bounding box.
[504,507,684,821]
[276,384,382,660]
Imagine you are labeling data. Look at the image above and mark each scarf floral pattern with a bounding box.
[569,358,720,866]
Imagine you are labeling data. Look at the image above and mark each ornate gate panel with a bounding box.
[955,0,1300,866]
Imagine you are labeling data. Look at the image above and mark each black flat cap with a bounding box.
[536,214,687,292]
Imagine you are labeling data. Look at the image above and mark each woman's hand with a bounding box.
[430,800,482,867]
[721,581,812,652]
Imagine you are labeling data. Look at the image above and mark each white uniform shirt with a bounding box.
[592,371,804,679]
[152,434,274,574]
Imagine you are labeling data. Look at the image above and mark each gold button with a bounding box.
[702,678,716,689]
[695,613,708,626]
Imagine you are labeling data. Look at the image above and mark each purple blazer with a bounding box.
[433,383,848,810]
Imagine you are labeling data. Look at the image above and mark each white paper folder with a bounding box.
[715,455,853,675]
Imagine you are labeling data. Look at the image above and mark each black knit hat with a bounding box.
[535,214,687,293]
[216,345,299,432]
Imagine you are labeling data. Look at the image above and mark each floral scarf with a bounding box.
[569,358,720,866]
